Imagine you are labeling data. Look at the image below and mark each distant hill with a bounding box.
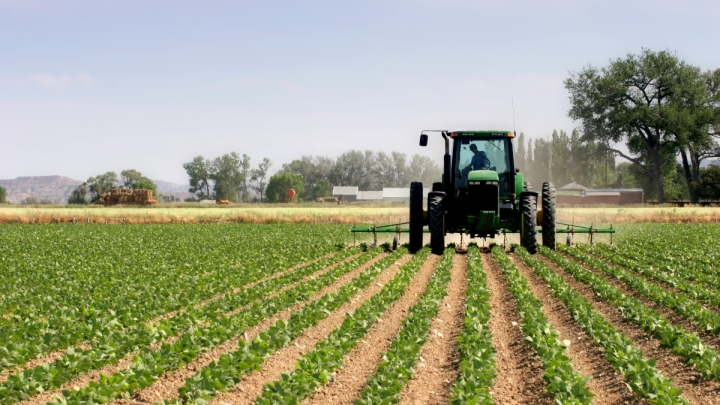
[154,180,194,201]
[0,176,194,204]
[0,176,82,204]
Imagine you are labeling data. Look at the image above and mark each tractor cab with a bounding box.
[452,133,514,198]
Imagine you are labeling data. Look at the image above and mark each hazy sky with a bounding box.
[2,0,719,184]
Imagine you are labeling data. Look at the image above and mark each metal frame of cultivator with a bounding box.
[351,220,615,249]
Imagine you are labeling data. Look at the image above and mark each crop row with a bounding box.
[35,248,381,405]
[352,248,454,404]
[492,247,593,404]
[518,246,686,404]
[566,245,720,334]
[0,247,359,405]
[547,246,720,382]
[0,225,348,371]
[449,245,495,405]
[587,244,720,307]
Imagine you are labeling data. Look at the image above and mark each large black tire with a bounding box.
[409,182,424,253]
[542,182,556,250]
[429,195,445,255]
[523,181,533,191]
[521,193,538,254]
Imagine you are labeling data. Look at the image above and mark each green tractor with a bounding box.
[411,130,553,255]
[351,129,614,254]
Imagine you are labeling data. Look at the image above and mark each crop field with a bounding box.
[2,223,720,404]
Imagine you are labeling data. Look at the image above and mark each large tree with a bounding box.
[210,152,244,202]
[566,49,698,203]
[251,158,272,202]
[120,169,144,188]
[265,172,304,202]
[87,172,118,202]
[68,184,88,204]
[240,154,252,202]
[183,156,213,200]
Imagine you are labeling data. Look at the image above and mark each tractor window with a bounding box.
[455,138,513,194]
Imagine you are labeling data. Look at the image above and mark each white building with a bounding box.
[382,187,430,203]
[332,186,359,202]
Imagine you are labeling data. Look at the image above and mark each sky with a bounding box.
[1,0,719,184]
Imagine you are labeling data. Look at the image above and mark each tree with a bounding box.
[0,187,5,204]
[566,49,698,203]
[183,156,212,199]
[266,172,305,202]
[210,152,243,202]
[240,154,252,202]
[407,154,443,186]
[313,179,332,199]
[699,165,720,201]
[120,169,144,188]
[68,184,88,204]
[132,178,157,197]
[251,158,272,202]
[87,172,118,202]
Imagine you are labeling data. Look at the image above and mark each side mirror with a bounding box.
[419,134,428,146]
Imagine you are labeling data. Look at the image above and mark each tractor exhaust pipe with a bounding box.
[442,132,453,196]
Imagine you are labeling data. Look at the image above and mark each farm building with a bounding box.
[557,182,644,205]
[382,187,430,203]
[332,186,359,202]
[357,190,383,201]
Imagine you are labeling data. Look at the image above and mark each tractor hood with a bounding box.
[468,170,499,182]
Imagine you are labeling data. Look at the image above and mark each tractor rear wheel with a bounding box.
[521,193,538,254]
[542,182,556,250]
[429,195,444,255]
[409,182,424,253]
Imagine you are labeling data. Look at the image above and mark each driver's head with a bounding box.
[469,144,478,153]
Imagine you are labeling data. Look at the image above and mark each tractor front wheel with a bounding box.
[429,195,444,255]
[542,182,556,250]
[521,193,538,254]
[409,182,424,253]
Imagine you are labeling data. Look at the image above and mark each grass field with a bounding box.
[2,204,720,224]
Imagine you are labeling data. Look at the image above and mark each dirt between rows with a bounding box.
[567,252,720,353]
[537,254,720,405]
[509,253,646,405]
[0,252,348,386]
[300,254,442,405]
[13,252,365,405]
[206,254,416,405]
[482,252,555,405]
[397,252,467,405]
[117,251,392,405]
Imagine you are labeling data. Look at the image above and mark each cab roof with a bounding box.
[451,130,514,138]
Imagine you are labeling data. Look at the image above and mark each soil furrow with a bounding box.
[118,251,391,405]
[564,251,720,351]
[207,254,415,405]
[397,252,467,405]
[301,253,442,405]
[537,254,720,405]
[0,252,348,386]
[15,252,366,405]
[483,251,554,405]
[510,253,646,405]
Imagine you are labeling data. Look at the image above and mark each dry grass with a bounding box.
[1,204,719,224]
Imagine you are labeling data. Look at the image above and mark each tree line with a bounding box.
[68,170,159,204]
[183,151,442,203]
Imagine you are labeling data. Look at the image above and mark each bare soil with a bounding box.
[537,254,720,405]
[509,253,646,405]
[397,253,467,405]
[483,252,554,405]
[301,254,443,405]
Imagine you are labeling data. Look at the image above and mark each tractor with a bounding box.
[352,129,615,254]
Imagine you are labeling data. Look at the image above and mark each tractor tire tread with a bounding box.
[409,182,424,253]
[521,194,538,254]
[429,196,444,255]
[542,182,556,250]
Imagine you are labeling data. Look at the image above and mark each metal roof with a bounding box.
[332,186,358,195]
[382,188,430,198]
[585,191,621,196]
[559,182,587,190]
[357,191,383,200]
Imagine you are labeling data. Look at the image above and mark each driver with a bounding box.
[466,143,490,171]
